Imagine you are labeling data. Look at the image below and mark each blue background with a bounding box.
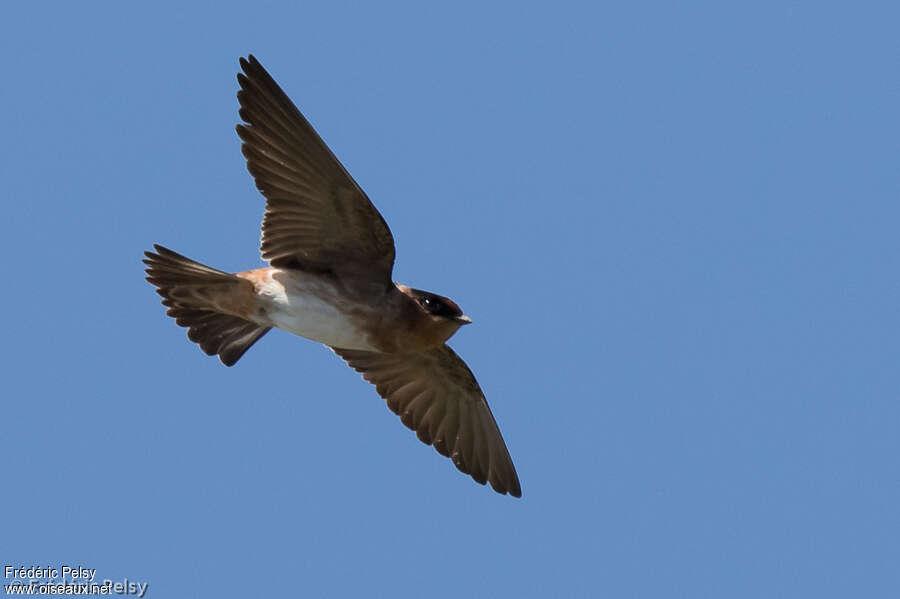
[4,1,898,597]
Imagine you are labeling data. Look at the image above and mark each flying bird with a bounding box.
[144,55,521,497]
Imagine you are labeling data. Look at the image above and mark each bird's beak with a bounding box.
[455,315,473,325]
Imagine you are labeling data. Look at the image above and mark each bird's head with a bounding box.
[398,285,472,341]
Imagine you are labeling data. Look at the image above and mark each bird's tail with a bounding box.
[143,244,270,366]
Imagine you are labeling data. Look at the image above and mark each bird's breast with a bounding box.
[238,268,384,351]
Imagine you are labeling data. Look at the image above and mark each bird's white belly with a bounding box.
[253,272,380,350]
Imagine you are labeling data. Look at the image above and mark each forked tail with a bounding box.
[143,244,270,366]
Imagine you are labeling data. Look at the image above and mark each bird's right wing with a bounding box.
[236,55,396,293]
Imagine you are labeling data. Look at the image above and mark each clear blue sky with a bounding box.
[4,1,899,597]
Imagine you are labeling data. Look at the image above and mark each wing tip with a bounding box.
[494,475,523,498]
[239,54,258,72]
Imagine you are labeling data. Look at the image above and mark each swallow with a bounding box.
[143,56,521,497]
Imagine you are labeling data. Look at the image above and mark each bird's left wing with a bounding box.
[332,344,521,497]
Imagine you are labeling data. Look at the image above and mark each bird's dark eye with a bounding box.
[420,296,444,314]
[409,288,462,318]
